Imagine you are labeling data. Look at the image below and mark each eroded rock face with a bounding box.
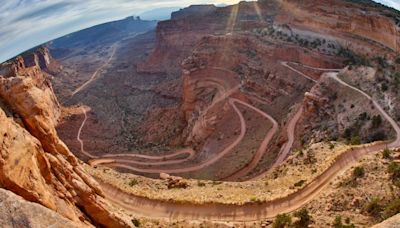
[0,188,86,228]
[278,0,400,52]
[0,56,128,227]
[372,214,400,228]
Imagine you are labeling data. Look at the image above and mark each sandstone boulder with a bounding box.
[0,188,87,228]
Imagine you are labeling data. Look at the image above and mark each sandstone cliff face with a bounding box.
[143,0,397,77]
[171,5,217,20]
[278,0,400,52]
[0,56,128,227]
[134,0,396,150]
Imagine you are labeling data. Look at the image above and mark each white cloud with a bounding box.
[0,0,397,63]
[375,0,400,10]
[0,0,242,62]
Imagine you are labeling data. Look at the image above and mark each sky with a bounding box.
[0,0,398,63]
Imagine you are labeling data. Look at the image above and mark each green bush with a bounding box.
[381,83,388,92]
[338,48,370,66]
[383,198,400,219]
[388,162,400,187]
[250,196,262,203]
[358,112,369,121]
[294,180,306,187]
[131,218,141,227]
[129,179,139,187]
[273,213,292,228]
[293,208,312,227]
[349,136,361,145]
[374,56,388,68]
[371,115,383,128]
[395,55,400,64]
[333,215,355,228]
[364,197,382,218]
[353,166,365,179]
[382,148,392,160]
[329,143,335,150]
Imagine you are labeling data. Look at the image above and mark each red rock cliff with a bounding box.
[278,0,400,52]
[0,54,128,227]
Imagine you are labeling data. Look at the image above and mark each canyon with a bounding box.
[0,0,399,227]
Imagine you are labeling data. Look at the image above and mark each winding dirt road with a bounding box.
[96,70,400,221]
[281,61,317,82]
[89,98,278,174]
[328,72,400,145]
[77,61,400,221]
[82,61,321,178]
[78,108,195,166]
[71,43,118,96]
[223,100,278,181]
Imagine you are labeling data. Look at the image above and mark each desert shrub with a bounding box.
[382,148,392,160]
[352,136,361,145]
[339,48,370,66]
[353,166,365,179]
[273,214,292,228]
[393,72,400,93]
[368,131,386,142]
[294,180,306,187]
[383,198,400,219]
[329,143,335,150]
[364,197,382,218]
[197,181,206,187]
[250,197,262,203]
[211,181,222,186]
[344,128,353,140]
[343,128,361,145]
[293,208,312,228]
[381,83,388,92]
[395,55,400,64]
[131,218,141,227]
[371,115,383,128]
[167,179,189,189]
[374,56,388,68]
[333,215,355,228]
[304,151,317,164]
[358,112,369,121]
[129,179,139,186]
[388,162,400,187]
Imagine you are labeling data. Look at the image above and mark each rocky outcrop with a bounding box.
[22,47,53,70]
[0,188,86,228]
[171,5,217,20]
[0,47,56,78]
[372,214,400,228]
[142,0,397,76]
[0,56,128,227]
[278,0,400,52]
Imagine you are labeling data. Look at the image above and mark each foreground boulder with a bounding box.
[0,188,86,228]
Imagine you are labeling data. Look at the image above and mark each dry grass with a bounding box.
[86,142,355,205]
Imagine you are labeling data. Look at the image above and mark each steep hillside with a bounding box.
[0,50,128,227]
[48,0,400,182]
[1,0,399,227]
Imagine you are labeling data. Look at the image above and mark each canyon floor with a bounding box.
[1,0,400,227]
